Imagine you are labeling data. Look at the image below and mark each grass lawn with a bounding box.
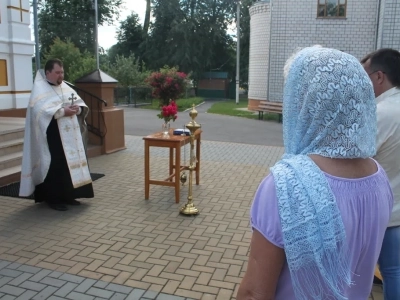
[207,99,279,121]
[142,97,204,111]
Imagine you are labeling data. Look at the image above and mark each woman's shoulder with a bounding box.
[323,159,386,182]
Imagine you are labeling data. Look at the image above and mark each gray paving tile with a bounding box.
[48,271,63,279]
[0,276,13,288]
[40,277,67,288]
[47,296,66,300]
[7,263,22,270]
[93,281,109,289]
[0,261,11,270]
[53,282,78,298]
[8,273,33,286]
[17,265,42,274]
[59,274,85,284]
[19,280,47,292]
[106,283,133,295]
[1,295,16,300]
[126,289,146,300]
[32,286,58,300]
[0,284,26,296]
[66,291,95,300]
[110,293,128,300]
[29,270,52,282]
[156,294,185,300]
[15,290,37,300]
[0,269,23,278]
[75,278,97,293]
[87,287,114,298]
[142,290,158,300]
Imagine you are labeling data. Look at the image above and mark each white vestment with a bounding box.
[19,70,92,197]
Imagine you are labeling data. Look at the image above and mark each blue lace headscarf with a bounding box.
[270,46,376,300]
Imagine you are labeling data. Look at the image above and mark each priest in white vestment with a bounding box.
[19,58,94,211]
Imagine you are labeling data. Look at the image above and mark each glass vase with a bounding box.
[162,120,170,137]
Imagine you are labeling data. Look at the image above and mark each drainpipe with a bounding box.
[375,0,382,50]
[33,0,40,71]
[236,0,240,104]
[94,0,99,69]
[267,0,273,102]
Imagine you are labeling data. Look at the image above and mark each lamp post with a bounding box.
[236,0,241,104]
[93,0,99,69]
[33,0,40,71]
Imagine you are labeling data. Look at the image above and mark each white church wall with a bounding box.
[0,0,33,110]
[0,95,13,110]
[379,0,400,50]
[248,1,271,101]
[267,0,378,102]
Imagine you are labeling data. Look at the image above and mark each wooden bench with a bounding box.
[257,101,283,123]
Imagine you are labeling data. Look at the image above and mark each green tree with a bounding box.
[43,38,96,82]
[113,13,144,58]
[104,54,150,87]
[38,0,123,55]
[105,44,120,64]
[239,0,257,90]
[142,0,235,80]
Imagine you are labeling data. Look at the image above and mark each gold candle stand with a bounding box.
[180,104,200,215]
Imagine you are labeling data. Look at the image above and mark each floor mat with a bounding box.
[0,173,105,199]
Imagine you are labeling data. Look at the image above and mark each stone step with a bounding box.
[0,128,24,143]
[0,143,102,187]
[0,151,23,170]
[0,165,21,187]
[0,138,24,156]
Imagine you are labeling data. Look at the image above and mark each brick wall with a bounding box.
[268,0,379,102]
[248,0,399,103]
[378,0,400,50]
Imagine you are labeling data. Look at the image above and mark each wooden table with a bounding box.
[143,129,201,203]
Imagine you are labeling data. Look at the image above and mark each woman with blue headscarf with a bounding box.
[237,46,393,300]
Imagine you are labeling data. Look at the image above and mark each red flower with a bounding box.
[157,100,178,122]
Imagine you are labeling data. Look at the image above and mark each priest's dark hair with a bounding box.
[44,58,63,74]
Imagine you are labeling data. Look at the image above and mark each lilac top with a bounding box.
[251,162,393,300]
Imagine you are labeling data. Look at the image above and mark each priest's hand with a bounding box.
[64,105,80,116]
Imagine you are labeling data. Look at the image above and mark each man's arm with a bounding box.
[237,229,286,300]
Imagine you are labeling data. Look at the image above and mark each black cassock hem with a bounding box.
[34,118,94,204]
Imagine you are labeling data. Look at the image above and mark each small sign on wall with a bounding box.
[0,60,8,86]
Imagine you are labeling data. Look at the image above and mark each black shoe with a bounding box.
[66,199,81,206]
[48,203,68,211]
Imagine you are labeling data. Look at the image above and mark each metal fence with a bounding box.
[114,87,154,107]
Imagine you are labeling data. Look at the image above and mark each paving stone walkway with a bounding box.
[0,136,283,299]
[0,259,191,300]
[0,135,383,299]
